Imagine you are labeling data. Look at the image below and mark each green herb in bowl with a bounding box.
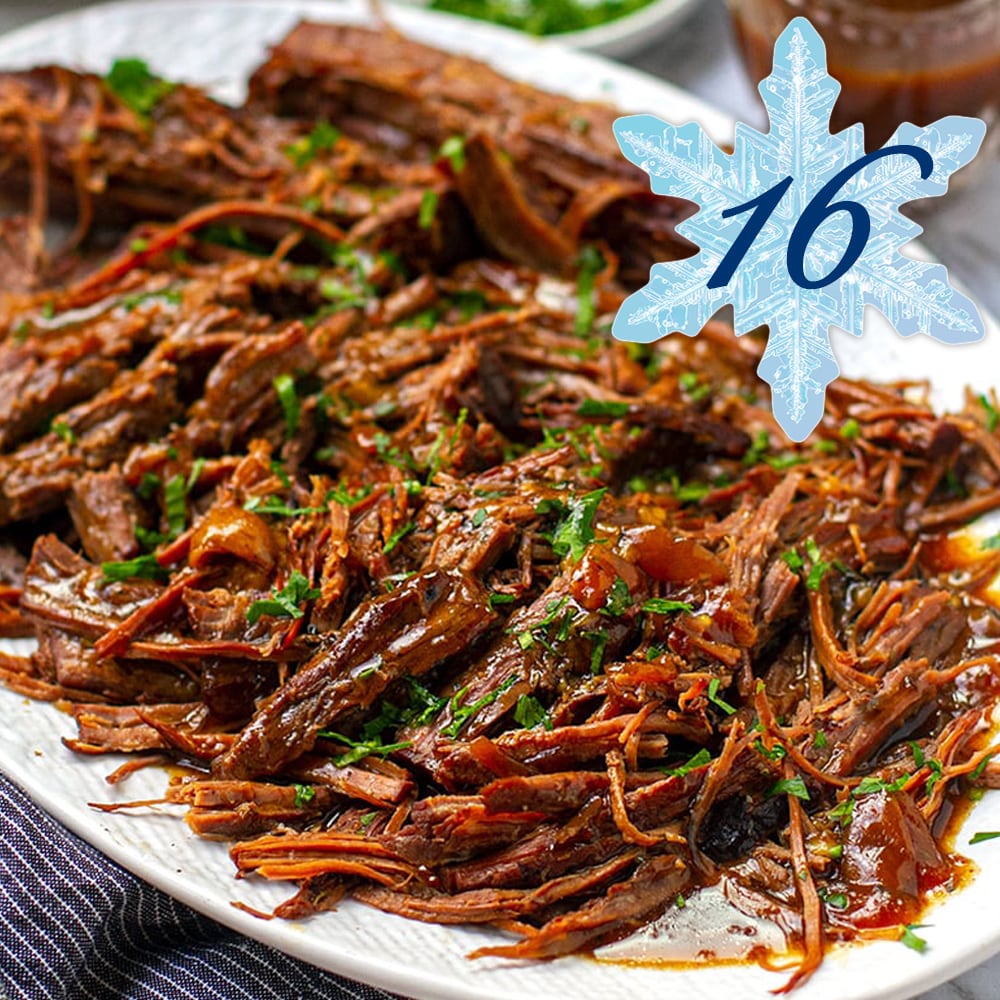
[428,0,658,36]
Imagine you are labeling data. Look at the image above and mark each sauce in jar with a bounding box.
[728,0,1000,149]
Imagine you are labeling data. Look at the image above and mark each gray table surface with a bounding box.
[0,2,997,999]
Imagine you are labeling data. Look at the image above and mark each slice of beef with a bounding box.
[215,568,496,779]
[66,468,143,563]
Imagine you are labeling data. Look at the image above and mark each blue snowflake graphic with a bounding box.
[613,17,986,440]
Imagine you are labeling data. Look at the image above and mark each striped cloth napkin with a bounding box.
[0,773,399,1000]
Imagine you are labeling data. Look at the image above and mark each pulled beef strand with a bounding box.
[0,19,998,993]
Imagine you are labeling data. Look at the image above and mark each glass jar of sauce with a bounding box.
[727,0,1000,151]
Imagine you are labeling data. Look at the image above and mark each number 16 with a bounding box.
[706,145,934,291]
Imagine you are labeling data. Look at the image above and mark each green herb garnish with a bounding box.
[707,676,736,715]
[419,189,439,230]
[665,747,712,778]
[574,245,604,336]
[136,472,161,500]
[163,474,189,538]
[273,373,300,438]
[439,135,467,173]
[284,121,340,168]
[969,831,1000,845]
[767,776,810,801]
[514,694,551,730]
[900,924,928,953]
[782,548,805,572]
[979,394,999,432]
[383,521,416,555]
[101,553,168,584]
[642,597,694,615]
[244,496,322,518]
[293,784,316,808]
[52,420,76,445]
[104,58,174,118]
[320,731,413,768]
[576,399,629,418]
[246,570,320,625]
[443,675,517,738]
[753,738,787,761]
[839,417,861,441]
[550,488,606,562]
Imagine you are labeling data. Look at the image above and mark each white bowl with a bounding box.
[388,0,701,57]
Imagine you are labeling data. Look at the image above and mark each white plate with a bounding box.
[384,0,701,59]
[0,3,998,1000]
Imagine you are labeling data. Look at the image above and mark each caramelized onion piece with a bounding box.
[189,506,277,573]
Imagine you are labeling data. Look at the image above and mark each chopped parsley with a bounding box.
[574,245,604,336]
[418,189,439,229]
[803,537,832,591]
[273,374,300,438]
[326,483,375,508]
[163,474,190,538]
[428,0,660,35]
[443,675,517,738]
[383,521,416,555]
[438,135,467,173]
[121,288,183,312]
[134,525,169,552]
[642,598,693,615]
[550,488,606,562]
[320,731,413,768]
[839,417,861,441]
[284,121,341,168]
[900,924,929,953]
[136,472,161,500]
[52,420,76,445]
[576,399,629,418]
[767,776,810,801]
[583,628,609,674]
[270,461,292,488]
[100,553,168,584]
[244,496,322,518]
[706,676,736,715]
[743,429,770,466]
[782,548,805,572]
[665,747,712,778]
[514,694,551,730]
[602,577,632,617]
[753,738,787,761]
[319,278,367,311]
[678,372,711,403]
[853,773,910,797]
[403,677,448,726]
[246,570,321,625]
[979,394,999,432]
[293,784,316,808]
[969,831,1000,845]
[103,58,174,118]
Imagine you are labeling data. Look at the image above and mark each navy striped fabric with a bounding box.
[0,773,400,1000]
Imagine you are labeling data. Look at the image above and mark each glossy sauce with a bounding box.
[598,521,1000,972]
[731,0,1000,149]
